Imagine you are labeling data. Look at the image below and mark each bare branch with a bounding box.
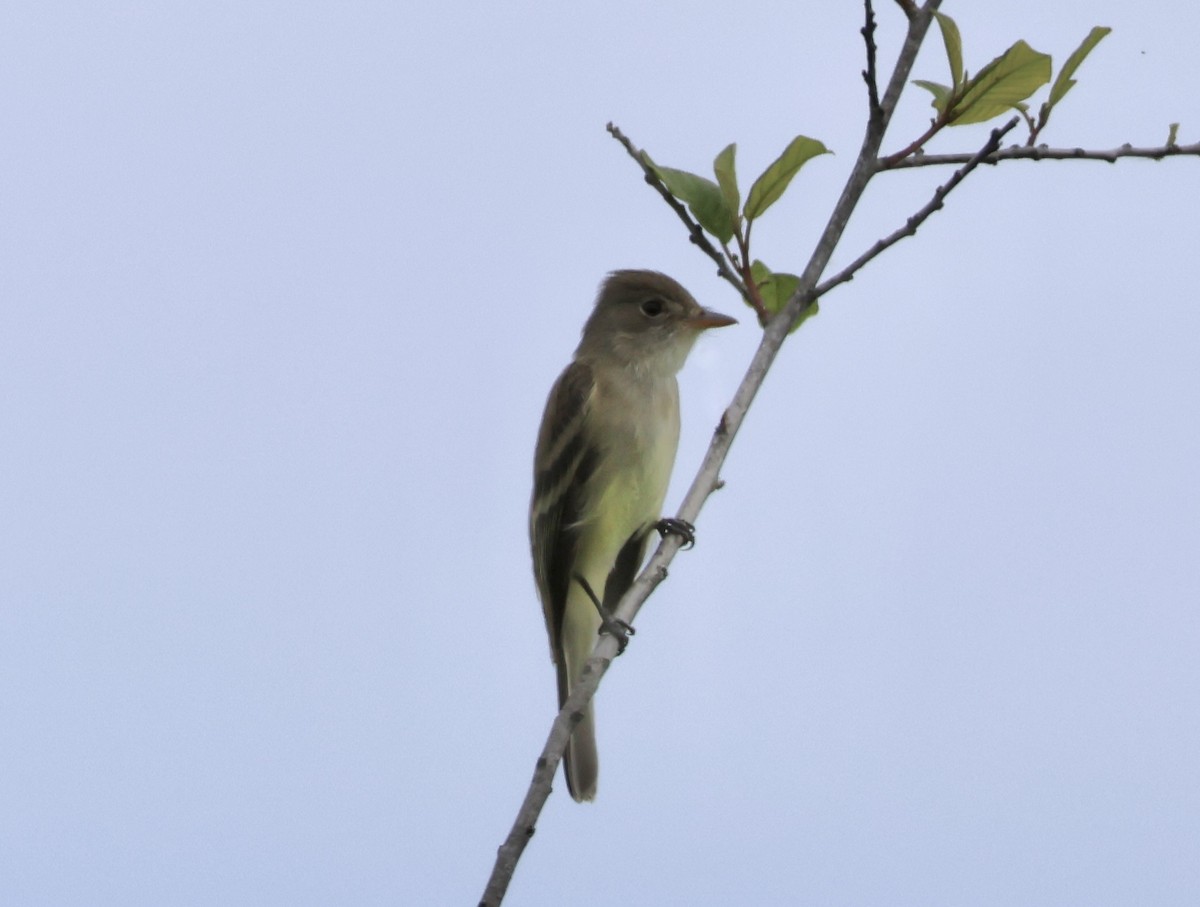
[886,139,1200,168]
[862,0,882,127]
[769,0,941,342]
[605,123,749,302]
[812,118,1019,303]
[881,117,948,168]
[478,567,671,907]
[877,1,941,123]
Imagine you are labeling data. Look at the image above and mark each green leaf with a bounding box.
[949,40,1052,126]
[1167,122,1180,146]
[750,260,817,332]
[753,265,800,317]
[743,135,830,221]
[1047,26,1111,109]
[933,12,964,88]
[645,155,737,243]
[913,79,953,115]
[712,143,740,224]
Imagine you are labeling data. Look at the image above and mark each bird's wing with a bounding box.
[530,360,599,663]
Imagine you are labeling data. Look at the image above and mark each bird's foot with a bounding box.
[573,573,636,655]
[655,517,696,550]
[598,614,635,654]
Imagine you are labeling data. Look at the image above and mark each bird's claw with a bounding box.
[574,572,636,656]
[598,615,636,655]
[655,517,696,550]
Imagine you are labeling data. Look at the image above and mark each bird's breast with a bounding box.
[584,373,681,537]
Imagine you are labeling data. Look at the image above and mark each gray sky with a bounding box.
[3,2,1198,905]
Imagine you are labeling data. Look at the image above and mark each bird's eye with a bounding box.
[640,298,665,317]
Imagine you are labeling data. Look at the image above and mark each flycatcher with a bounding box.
[530,270,736,801]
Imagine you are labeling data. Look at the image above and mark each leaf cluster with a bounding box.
[645,137,829,326]
[630,12,1115,329]
[645,137,828,244]
[914,14,1110,143]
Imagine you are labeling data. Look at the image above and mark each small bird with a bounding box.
[529,270,736,801]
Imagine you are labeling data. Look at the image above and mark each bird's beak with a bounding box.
[690,308,738,330]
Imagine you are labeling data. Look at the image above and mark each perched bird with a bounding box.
[530,270,736,801]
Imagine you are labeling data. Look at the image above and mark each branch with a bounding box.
[734,222,772,325]
[479,4,943,904]
[885,139,1200,168]
[767,0,942,340]
[605,123,749,302]
[480,544,692,907]
[812,117,1019,302]
[478,557,677,907]
[861,0,882,127]
[880,116,949,167]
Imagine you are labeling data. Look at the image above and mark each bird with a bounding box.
[529,269,736,801]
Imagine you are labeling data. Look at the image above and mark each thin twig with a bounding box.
[767,0,942,342]
[881,116,948,167]
[885,139,1200,168]
[811,118,1019,303]
[605,123,749,302]
[1022,108,1043,146]
[734,225,771,324]
[862,0,882,127]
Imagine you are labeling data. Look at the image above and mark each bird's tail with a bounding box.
[563,700,598,802]
[558,591,602,801]
[557,653,598,802]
